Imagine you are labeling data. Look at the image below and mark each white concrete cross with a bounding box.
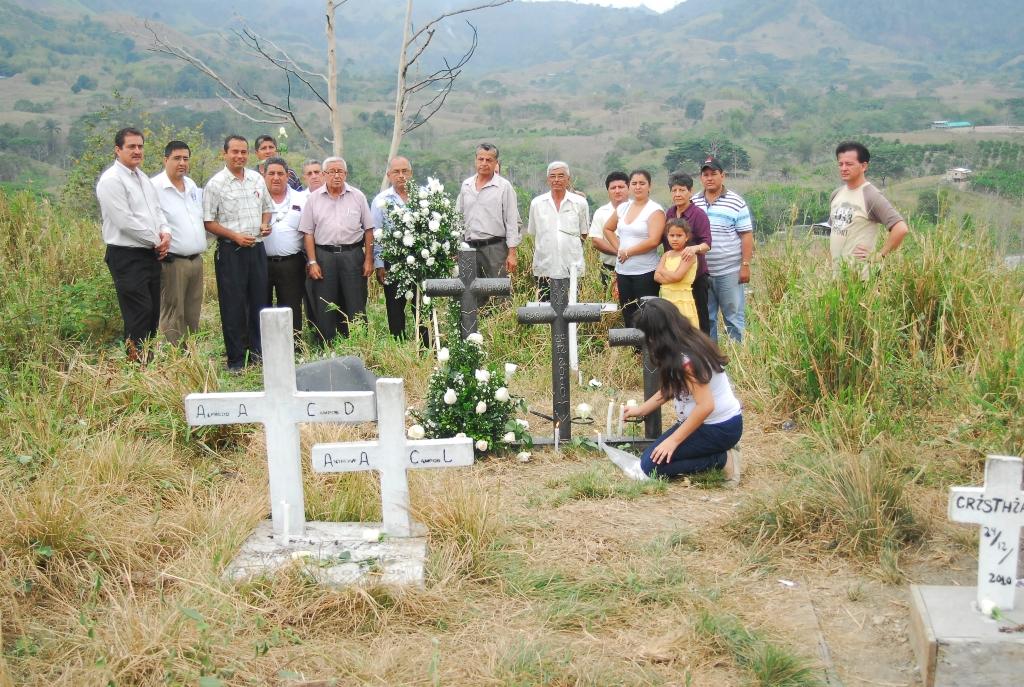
[184,308,376,537]
[949,455,1024,611]
[311,378,475,537]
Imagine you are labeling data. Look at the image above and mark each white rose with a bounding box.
[451,229,460,237]
[428,219,441,232]
[980,599,997,617]
[421,248,430,259]
[437,347,450,362]
[502,431,516,443]
[406,255,415,265]
[453,265,459,277]
[459,241,471,250]
[373,228,382,240]
[576,403,592,419]
[443,242,450,252]
[405,290,414,300]
[588,378,602,388]
[474,368,490,383]
[467,332,484,345]
[393,230,402,238]
[426,256,435,267]
[504,363,517,380]
[422,295,431,305]
[431,211,441,221]
[455,432,467,438]
[419,199,430,208]
[475,401,487,414]
[626,399,638,408]
[443,388,458,405]
[278,126,288,138]
[376,197,388,208]
[403,234,415,247]
[431,241,440,251]
[516,451,531,463]
[495,387,510,402]
[403,212,414,225]
[475,439,489,452]
[515,418,529,429]
[443,198,451,207]
[407,424,425,440]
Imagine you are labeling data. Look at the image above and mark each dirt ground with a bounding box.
[402,405,976,687]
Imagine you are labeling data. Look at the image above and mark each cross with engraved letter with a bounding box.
[184,308,376,538]
[608,324,661,440]
[311,378,474,537]
[517,278,604,442]
[949,455,1024,611]
[423,248,511,338]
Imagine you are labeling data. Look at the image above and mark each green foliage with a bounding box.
[665,136,750,173]
[744,184,830,233]
[544,463,667,505]
[914,187,951,224]
[971,168,1024,198]
[413,306,529,454]
[696,611,824,687]
[70,74,98,94]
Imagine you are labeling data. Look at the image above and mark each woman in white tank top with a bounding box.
[621,298,743,482]
[602,169,665,327]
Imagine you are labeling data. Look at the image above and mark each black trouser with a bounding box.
[267,253,306,334]
[616,270,659,328]
[692,271,711,335]
[311,245,368,342]
[382,263,430,345]
[105,244,161,355]
[215,240,268,368]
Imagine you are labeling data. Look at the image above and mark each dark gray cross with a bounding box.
[608,327,661,440]
[423,248,511,338]
[517,278,603,443]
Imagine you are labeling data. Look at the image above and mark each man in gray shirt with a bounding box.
[95,127,171,362]
[456,143,521,279]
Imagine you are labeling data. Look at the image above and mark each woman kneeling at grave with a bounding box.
[623,298,742,483]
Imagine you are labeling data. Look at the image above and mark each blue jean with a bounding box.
[707,271,745,342]
[640,414,743,478]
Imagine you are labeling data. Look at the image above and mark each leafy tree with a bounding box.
[664,137,750,173]
[70,74,97,94]
[685,99,705,122]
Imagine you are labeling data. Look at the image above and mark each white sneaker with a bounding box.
[723,447,741,487]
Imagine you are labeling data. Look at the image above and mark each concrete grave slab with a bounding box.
[295,356,378,393]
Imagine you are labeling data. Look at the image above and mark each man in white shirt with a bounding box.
[526,161,590,301]
[151,140,206,345]
[95,127,171,362]
[589,171,630,287]
[455,143,521,279]
[261,156,307,334]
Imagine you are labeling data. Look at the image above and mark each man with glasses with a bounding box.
[456,143,521,279]
[299,157,374,343]
[526,161,590,301]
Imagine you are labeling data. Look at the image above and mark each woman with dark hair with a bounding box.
[622,298,742,482]
[602,169,665,327]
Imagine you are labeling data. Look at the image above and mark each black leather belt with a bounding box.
[466,236,504,248]
[267,253,303,262]
[318,242,363,252]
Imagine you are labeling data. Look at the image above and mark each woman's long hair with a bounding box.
[633,298,728,399]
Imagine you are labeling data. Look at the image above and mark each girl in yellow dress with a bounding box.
[655,218,700,329]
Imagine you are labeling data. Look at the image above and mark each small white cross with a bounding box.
[184,308,376,537]
[311,378,474,537]
[949,455,1024,611]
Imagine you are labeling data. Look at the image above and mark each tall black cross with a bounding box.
[608,327,661,440]
[423,248,511,339]
[517,278,603,443]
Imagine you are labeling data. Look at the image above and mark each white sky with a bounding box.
[526,0,687,12]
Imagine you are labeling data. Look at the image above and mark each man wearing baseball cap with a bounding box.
[692,157,754,343]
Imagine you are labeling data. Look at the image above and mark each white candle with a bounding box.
[554,421,560,452]
[605,401,614,436]
[618,404,625,436]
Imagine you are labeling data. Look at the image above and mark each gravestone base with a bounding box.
[525,435,654,448]
[225,520,427,587]
[909,585,1024,687]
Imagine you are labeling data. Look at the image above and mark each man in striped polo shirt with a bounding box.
[692,157,754,343]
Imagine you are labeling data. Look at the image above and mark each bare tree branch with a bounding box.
[407,0,511,47]
[236,27,330,106]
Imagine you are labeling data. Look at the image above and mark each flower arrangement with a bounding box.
[411,306,531,454]
[375,177,462,305]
